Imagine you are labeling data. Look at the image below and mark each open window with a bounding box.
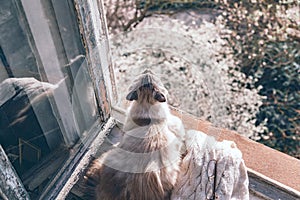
[0,0,299,200]
[0,0,115,199]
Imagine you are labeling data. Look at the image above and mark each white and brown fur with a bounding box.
[86,70,185,200]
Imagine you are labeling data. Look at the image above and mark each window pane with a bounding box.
[0,0,99,198]
[108,3,263,138]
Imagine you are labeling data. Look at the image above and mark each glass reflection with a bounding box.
[0,0,99,198]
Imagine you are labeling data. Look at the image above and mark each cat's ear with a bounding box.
[126,90,138,101]
[154,91,166,102]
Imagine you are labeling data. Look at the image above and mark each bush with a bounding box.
[220,0,300,158]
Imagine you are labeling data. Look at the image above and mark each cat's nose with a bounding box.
[141,75,153,89]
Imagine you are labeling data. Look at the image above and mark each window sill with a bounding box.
[112,106,300,199]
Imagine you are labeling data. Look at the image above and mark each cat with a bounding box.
[86,70,185,200]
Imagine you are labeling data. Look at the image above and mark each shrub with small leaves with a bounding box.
[220,0,300,158]
[255,40,300,158]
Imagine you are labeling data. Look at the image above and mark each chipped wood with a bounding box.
[0,145,30,200]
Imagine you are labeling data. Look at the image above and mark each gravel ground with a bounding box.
[109,10,265,138]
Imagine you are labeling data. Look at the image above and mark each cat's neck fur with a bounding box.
[123,101,170,130]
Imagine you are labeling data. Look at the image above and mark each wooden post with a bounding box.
[0,145,30,200]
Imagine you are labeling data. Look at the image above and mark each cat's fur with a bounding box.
[86,70,185,200]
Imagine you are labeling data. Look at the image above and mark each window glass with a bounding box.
[0,0,99,198]
[107,0,300,161]
[108,3,264,137]
[111,23,227,128]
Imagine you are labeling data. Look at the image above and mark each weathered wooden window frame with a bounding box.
[32,0,118,199]
[0,0,117,199]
